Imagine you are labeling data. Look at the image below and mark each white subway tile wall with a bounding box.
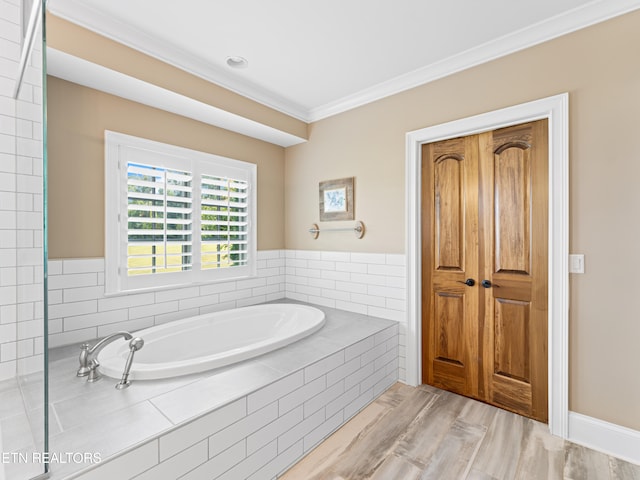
[285,250,405,319]
[47,251,287,348]
[0,0,44,381]
[285,250,407,381]
[47,250,408,381]
[72,322,399,480]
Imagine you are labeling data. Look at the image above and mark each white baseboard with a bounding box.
[568,411,640,465]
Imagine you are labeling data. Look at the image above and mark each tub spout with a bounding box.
[115,337,144,390]
[77,331,133,379]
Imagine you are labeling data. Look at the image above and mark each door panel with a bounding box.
[422,137,479,398]
[481,120,548,422]
[434,291,465,364]
[434,154,464,270]
[494,142,531,275]
[422,119,548,422]
[494,298,530,383]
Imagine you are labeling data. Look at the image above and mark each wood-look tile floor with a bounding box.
[280,383,640,480]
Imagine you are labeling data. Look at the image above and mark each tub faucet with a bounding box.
[77,331,133,381]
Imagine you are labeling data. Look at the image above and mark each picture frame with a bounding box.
[319,177,354,221]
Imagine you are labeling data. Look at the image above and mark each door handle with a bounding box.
[481,279,500,288]
[457,278,475,287]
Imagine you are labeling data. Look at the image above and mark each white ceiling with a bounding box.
[47,0,640,122]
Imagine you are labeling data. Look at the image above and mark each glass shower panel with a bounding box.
[0,0,48,479]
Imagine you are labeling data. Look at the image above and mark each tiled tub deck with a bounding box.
[43,301,399,479]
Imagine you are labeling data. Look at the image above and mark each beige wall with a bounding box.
[285,11,640,430]
[47,76,286,258]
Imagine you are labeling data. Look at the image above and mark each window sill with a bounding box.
[103,273,258,298]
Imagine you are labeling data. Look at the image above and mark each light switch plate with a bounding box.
[569,254,585,274]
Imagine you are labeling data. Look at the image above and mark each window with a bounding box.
[105,131,256,294]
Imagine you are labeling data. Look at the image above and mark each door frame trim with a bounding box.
[405,93,569,437]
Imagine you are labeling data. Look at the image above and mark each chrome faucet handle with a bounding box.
[87,359,101,383]
[77,343,92,377]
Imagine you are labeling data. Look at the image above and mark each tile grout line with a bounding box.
[147,398,177,429]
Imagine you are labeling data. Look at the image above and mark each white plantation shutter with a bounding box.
[105,132,256,294]
[126,163,193,275]
[201,174,249,269]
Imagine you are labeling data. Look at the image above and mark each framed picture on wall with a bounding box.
[319,177,354,221]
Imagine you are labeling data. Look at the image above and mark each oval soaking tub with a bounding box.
[97,303,325,380]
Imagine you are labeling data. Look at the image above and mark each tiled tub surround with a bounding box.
[47,250,408,381]
[42,302,398,479]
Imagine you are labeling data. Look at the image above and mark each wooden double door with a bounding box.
[421,119,548,422]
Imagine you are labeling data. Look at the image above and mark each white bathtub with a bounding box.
[97,303,325,380]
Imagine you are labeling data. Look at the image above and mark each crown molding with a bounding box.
[46,0,310,122]
[46,48,306,148]
[47,0,640,124]
[307,0,640,121]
